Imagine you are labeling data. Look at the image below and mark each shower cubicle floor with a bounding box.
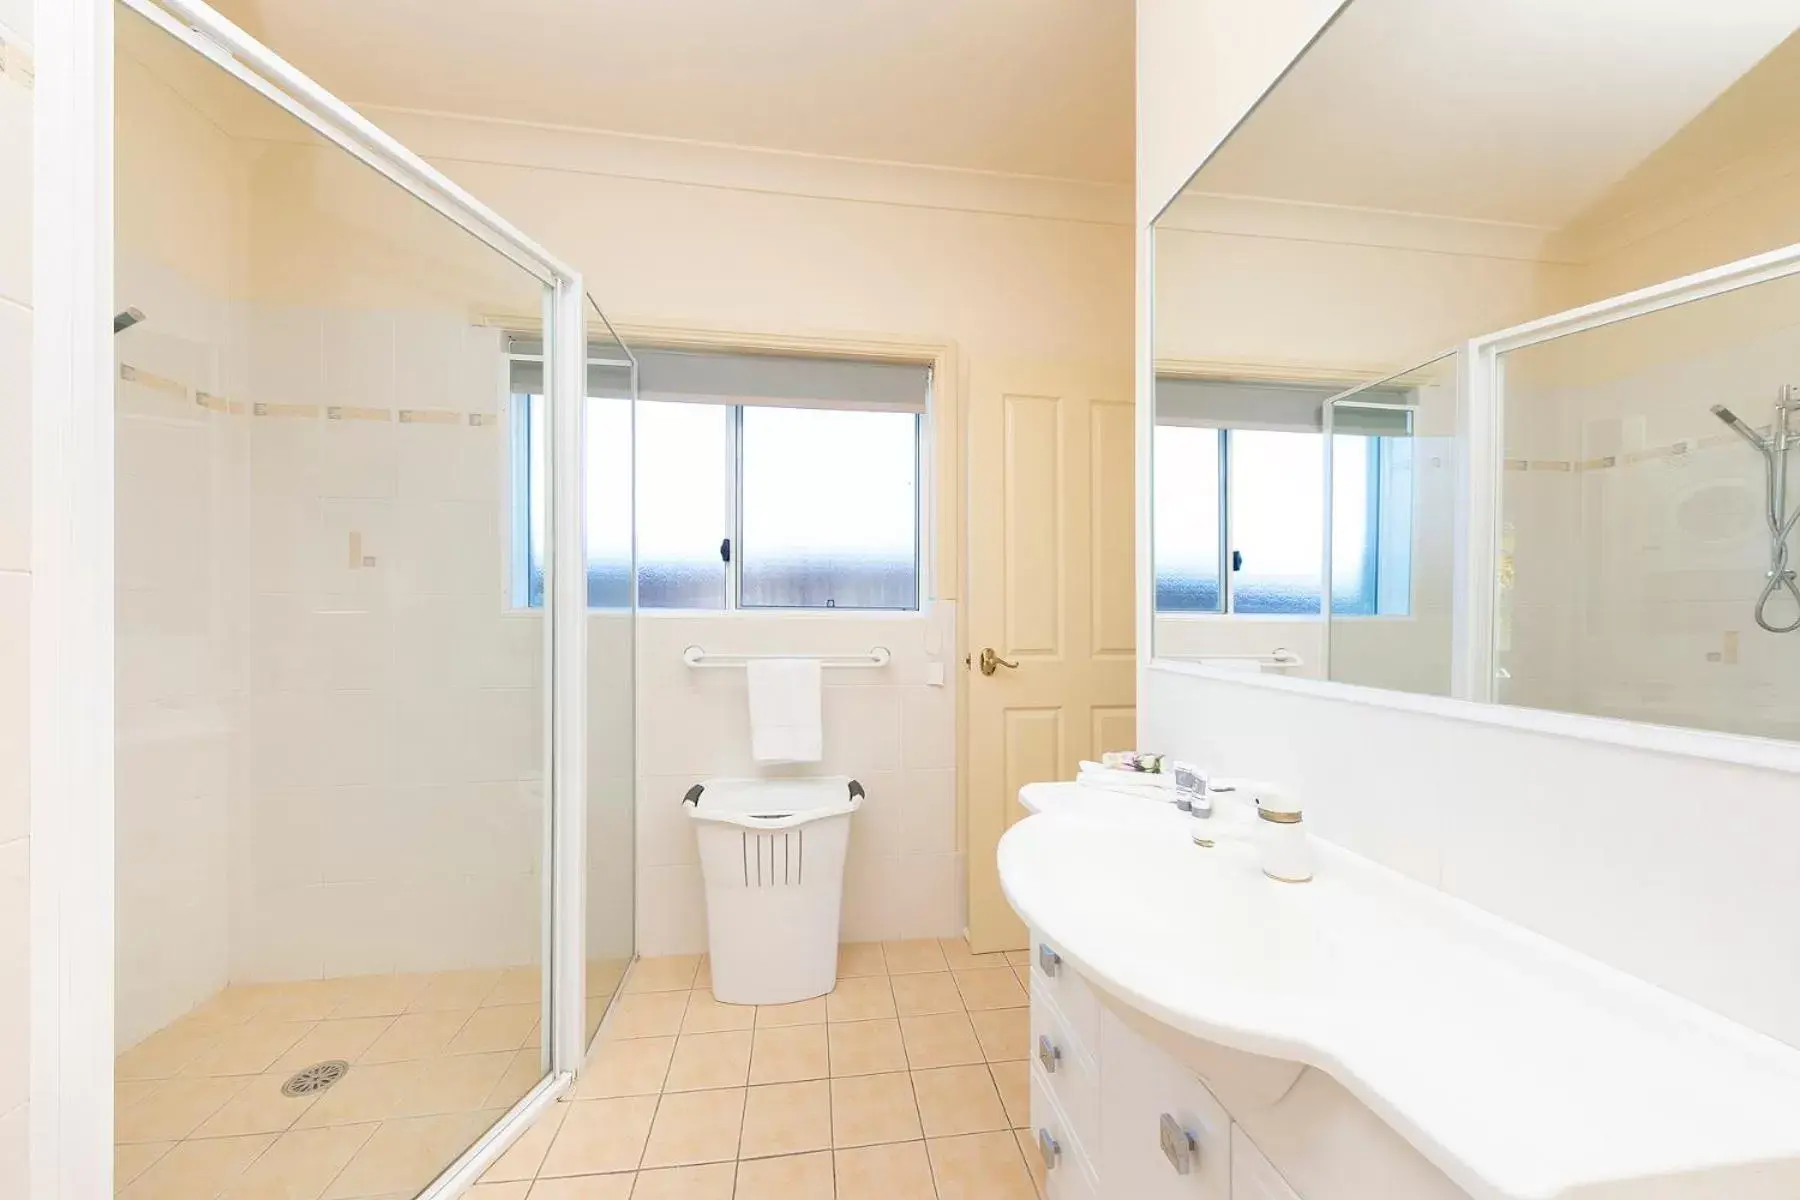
[113,961,627,1200]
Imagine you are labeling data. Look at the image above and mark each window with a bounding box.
[1153,378,1413,617]
[510,342,926,611]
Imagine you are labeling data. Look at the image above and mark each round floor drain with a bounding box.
[282,1060,349,1097]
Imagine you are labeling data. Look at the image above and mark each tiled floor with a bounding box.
[474,939,1041,1200]
[114,961,628,1200]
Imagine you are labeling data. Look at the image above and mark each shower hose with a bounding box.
[1755,476,1800,634]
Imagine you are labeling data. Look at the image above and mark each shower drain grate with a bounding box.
[281,1060,350,1097]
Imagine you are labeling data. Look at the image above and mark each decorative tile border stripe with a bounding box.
[119,364,187,399]
[1511,427,1764,476]
[327,405,391,422]
[0,32,33,90]
[398,408,462,425]
[195,392,230,413]
[253,402,320,419]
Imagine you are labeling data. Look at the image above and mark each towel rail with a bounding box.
[681,645,891,669]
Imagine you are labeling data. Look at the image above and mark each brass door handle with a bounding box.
[979,647,1019,676]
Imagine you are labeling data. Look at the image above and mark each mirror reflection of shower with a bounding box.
[1710,387,1800,633]
[113,307,146,334]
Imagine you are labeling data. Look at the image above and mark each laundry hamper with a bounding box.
[683,776,863,1005]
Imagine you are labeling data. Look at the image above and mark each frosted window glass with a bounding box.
[633,400,728,609]
[1153,425,1223,612]
[1230,430,1324,614]
[738,406,919,609]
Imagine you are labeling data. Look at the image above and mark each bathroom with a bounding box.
[6,0,1800,1197]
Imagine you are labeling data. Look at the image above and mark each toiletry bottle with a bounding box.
[1252,786,1313,882]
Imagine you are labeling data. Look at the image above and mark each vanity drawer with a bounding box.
[1029,929,1101,1052]
[1098,1006,1231,1199]
[1231,1126,1301,1200]
[1030,981,1100,1147]
[1031,1057,1102,1200]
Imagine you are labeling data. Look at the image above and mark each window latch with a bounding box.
[1231,549,1243,572]
[720,538,732,563]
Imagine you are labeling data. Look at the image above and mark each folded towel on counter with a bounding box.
[1078,761,1174,788]
[747,658,823,763]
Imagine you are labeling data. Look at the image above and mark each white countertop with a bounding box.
[1002,782,1800,1200]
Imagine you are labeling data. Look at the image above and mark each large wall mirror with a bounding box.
[1150,0,1800,744]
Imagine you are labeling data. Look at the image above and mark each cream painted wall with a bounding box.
[0,6,31,1186]
[1136,0,1346,224]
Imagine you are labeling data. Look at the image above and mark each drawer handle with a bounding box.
[1038,1127,1062,1171]
[1159,1113,1198,1175]
[1037,1034,1062,1074]
[1038,943,1062,976]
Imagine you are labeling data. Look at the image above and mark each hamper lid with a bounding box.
[682,775,864,828]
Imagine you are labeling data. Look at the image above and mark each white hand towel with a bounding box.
[746,658,824,763]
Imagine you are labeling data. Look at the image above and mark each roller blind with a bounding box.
[505,336,632,399]
[1155,377,1412,436]
[638,348,929,413]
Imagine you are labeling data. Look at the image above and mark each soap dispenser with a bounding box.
[1251,785,1313,883]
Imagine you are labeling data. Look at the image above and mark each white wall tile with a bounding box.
[638,864,709,957]
[0,838,27,1114]
[0,574,23,846]
[0,76,28,309]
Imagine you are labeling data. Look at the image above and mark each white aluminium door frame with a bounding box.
[1455,236,1800,705]
[37,1,595,1195]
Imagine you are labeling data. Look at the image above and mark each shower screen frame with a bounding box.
[1458,235,1800,773]
[38,0,599,1194]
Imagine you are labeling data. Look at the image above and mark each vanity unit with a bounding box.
[1005,783,1800,1200]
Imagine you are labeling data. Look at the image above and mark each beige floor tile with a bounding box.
[186,986,278,1027]
[193,1070,321,1138]
[487,1047,548,1110]
[640,1087,746,1168]
[118,1133,275,1200]
[179,1020,315,1077]
[681,991,757,1035]
[1017,1127,1046,1198]
[927,1131,1037,1200]
[631,1162,736,1200]
[274,1017,395,1074]
[539,1095,659,1177]
[577,1035,675,1098]
[116,1074,248,1143]
[526,1175,636,1200]
[323,1111,490,1199]
[825,977,894,1024]
[693,959,712,992]
[484,967,542,1008]
[827,1019,907,1077]
[447,1004,540,1056]
[738,1080,831,1159]
[294,1060,426,1127]
[116,1078,159,1111]
[890,971,964,1017]
[357,1010,473,1064]
[938,938,1012,971]
[479,1103,565,1183]
[468,1184,532,1200]
[408,969,504,1013]
[968,1009,1029,1062]
[220,1122,378,1200]
[331,974,430,1020]
[114,1142,173,1191]
[990,1061,1030,1129]
[748,1024,828,1085]
[899,1013,984,1070]
[607,992,690,1040]
[665,1031,753,1092]
[753,997,825,1028]
[402,1051,515,1118]
[912,1065,1009,1138]
[953,967,1026,1012]
[627,955,703,994]
[1005,950,1031,969]
[830,1072,921,1148]
[881,940,947,975]
[836,943,887,978]
[835,1141,937,1200]
[732,1151,833,1200]
[256,979,355,1024]
[115,1023,217,1081]
[587,958,630,1000]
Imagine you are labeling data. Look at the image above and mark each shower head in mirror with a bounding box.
[113,308,147,334]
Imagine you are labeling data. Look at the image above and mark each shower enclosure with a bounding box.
[112,1,633,1195]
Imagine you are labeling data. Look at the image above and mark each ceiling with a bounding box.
[1187,0,1800,229]
[210,0,1136,184]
